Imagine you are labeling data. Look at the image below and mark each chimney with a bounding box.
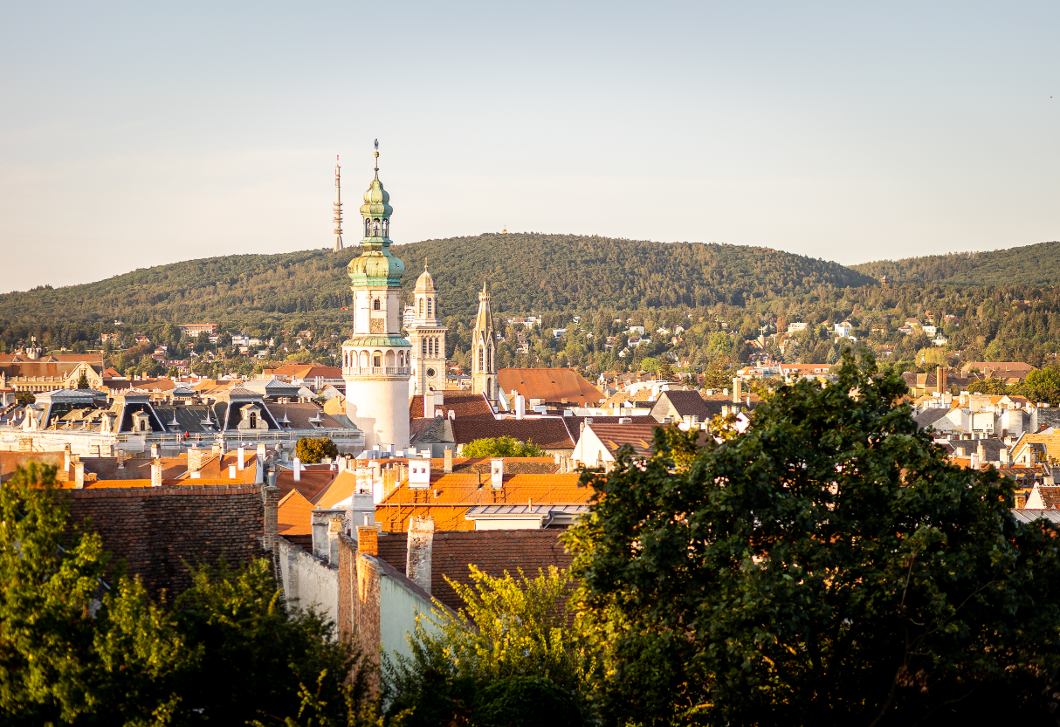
[237,446,245,470]
[188,446,204,475]
[356,525,378,556]
[262,483,281,551]
[423,391,435,419]
[443,445,453,474]
[955,446,966,458]
[977,442,987,462]
[406,516,435,594]
[63,444,71,472]
[74,461,85,489]
[1000,448,1012,466]
[732,378,742,404]
[151,459,162,488]
[515,394,526,420]
[150,443,160,458]
[328,518,343,566]
[292,457,301,482]
[491,458,504,489]
[970,452,980,470]
[117,448,125,470]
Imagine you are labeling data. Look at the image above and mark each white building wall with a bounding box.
[277,538,339,625]
[379,575,441,661]
[345,377,410,451]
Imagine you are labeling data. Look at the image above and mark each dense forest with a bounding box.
[851,240,1060,286]
[0,234,874,331]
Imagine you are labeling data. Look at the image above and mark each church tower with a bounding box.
[471,282,498,404]
[408,266,448,396]
[341,142,411,451]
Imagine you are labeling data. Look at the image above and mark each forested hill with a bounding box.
[0,233,875,328]
[852,241,1060,286]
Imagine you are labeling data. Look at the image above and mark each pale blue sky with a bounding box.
[1,1,1057,292]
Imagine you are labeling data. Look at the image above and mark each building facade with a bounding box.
[341,145,412,451]
[407,266,448,397]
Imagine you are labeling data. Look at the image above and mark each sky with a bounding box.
[1,1,1058,293]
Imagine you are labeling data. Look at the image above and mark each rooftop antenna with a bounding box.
[333,155,343,252]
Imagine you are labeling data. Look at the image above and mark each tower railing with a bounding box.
[343,366,411,377]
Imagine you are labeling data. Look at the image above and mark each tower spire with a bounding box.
[333,155,343,252]
[373,138,379,177]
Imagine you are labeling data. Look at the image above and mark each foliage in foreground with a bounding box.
[565,355,1060,726]
[383,566,593,727]
[463,436,547,458]
[297,436,340,464]
[0,463,376,726]
[568,356,1060,724]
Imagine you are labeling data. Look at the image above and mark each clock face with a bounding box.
[426,368,436,377]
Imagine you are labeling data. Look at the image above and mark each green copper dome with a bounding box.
[359,175,392,219]
[347,248,405,286]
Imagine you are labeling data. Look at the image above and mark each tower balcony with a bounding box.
[343,366,411,377]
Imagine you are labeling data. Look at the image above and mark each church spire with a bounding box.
[333,155,343,252]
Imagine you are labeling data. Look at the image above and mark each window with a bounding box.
[427,298,432,316]
[487,345,493,372]
[478,347,484,371]
[249,412,257,428]
[373,353,382,367]
[373,299,380,311]
[422,338,427,356]
[418,299,424,317]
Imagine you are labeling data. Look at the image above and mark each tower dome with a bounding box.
[359,176,392,218]
[414,266,436,293]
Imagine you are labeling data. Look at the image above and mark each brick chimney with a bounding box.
[328,518,343,566]
[188,447,204,475]
[406,516,435,594]
[151,459,163,488]
[732,378,742,404]
[443,446,453,474]
[74,460,85,489]
[356,525,378,556]
[262,484,281,551]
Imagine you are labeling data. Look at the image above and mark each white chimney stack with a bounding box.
[237,446,245,470]
[516,394,526,420]
[490,458,504,489]
[293,457,301,482]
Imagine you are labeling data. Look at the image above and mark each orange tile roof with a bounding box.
[376,472,586,532]
[410,391,494,419]
[278,490,314,537]
[498,368,603,406]
[274,464,338,501]
[312,470,358,509]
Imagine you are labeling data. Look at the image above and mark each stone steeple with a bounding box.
[340,141,411,451]
[408,265,448,396]
[471,281,497,404]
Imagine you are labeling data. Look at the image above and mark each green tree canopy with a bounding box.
[462,437,547,458]
[566,356,1060,725]
[0,463,374,726]
[296,436,339,464]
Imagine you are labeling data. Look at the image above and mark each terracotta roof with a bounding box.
[451,417,575,450]
[653,390,712,420]
[376,472,585,531]
[274,464,338,501]
[311,470,359,509]
[585,422,660,458]
[498,368,603,406]
[278,490,314,537]
[409,391,494,419]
